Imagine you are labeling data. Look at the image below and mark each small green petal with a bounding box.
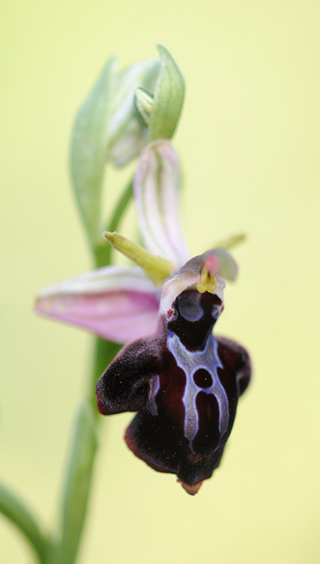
[212,232,247,250]
[103,231,174,287]
[148,45,185,141]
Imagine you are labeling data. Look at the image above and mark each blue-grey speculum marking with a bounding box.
[167,331,229,450]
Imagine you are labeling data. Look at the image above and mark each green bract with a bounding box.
[70,57,160,249]
[70,57,117,248]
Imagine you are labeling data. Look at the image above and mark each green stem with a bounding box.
[53,178,130,564]
[52,402,98,564]
[53,171,133,564]
[92,176,134,269]
[91,214,123,412]
[103,177,134,265]
[107,177,133,233]
[52,338,120,564]
[0,482,53,564]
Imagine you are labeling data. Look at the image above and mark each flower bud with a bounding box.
[109,45,186,162]
[108,60,159,165]
[147,44,185,142]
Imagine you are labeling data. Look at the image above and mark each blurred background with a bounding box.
[1,0,320,562]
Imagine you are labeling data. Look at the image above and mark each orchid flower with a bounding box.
[36,140,251,495]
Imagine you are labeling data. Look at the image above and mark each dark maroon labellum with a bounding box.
[96,289,251,494]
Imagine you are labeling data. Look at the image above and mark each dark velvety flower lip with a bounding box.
[96,284,251,494]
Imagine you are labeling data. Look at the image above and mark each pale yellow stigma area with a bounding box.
[196,266,217,294]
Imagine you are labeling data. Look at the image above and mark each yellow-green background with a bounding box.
[1,1,320,562]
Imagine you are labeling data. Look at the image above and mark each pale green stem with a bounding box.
[91,176,133,269]
[51,402,98,564]
[103,176,134,265]
[0,482,53,564]
[52,197,126,564]
[92,235,122,411]
[107,177,133,233]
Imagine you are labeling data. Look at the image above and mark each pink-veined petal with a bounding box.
[134,140,188,268]
[35,266,160,343]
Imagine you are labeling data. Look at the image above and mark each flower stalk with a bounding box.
[51,401,98,564]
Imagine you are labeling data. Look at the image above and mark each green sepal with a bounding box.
[148,45,185,141]
[103,231,174,287]
[53,400,98,564]
[70,57,117,248]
